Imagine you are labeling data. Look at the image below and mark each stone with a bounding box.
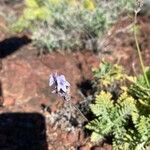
[3,96,15,106]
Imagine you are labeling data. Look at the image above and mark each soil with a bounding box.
[0,1,150,150]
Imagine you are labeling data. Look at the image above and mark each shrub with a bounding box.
[12,0,134,52]
[86,62,150,150]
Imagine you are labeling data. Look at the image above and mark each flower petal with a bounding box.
[49,74,54,86]
[58,83,66,92]
[49,73,70,100]
[59,75,66,81]
[65,80,70,87]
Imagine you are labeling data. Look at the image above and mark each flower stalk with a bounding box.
[49,73,88,122]
[133,2,150,87]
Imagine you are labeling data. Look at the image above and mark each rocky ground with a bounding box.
[0,1,150,150]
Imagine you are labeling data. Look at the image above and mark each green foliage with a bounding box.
[83,0,95,10]
[86,90,150,149]
[86,62,150,150]
[92,61,125,86]
[12,0,50,32]
[12,0,134,52]
[129,67,150,106]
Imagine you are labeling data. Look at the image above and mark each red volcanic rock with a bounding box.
[66,131,79,144]
[0,51,98,108]
[3,96,15,106]
[79,143,92,150]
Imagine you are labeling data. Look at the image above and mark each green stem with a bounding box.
[133,12,150,87]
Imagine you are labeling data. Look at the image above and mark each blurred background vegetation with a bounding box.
[9,0,134,52]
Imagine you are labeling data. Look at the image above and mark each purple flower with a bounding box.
[49,73,70,100]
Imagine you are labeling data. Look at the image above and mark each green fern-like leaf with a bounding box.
[90,91,113,116]
[93,61,125,87]
[129,67,150,106]
[86,90,150,149]
[86,91,137,143]
[88,62,150,149]
[117,92,138,116]
[136,116,150,142]
[93,62,125,87]
[90,132,103,142]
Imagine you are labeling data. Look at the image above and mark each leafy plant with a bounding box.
[12,0,50,32]
[86,90,150,149]
[92,61,125,87]
[12,0,134,52]
[85,1,149,149]
[85,58,150,149]
[129,67,150,106]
